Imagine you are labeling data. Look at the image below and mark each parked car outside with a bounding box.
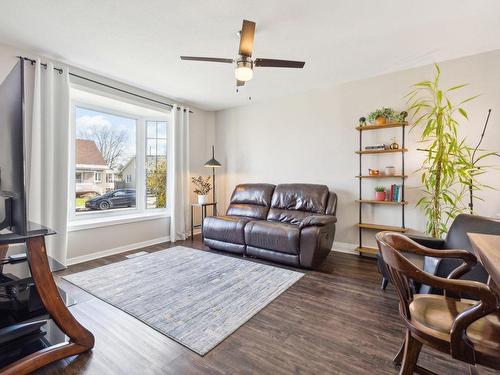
[85,189,136,210]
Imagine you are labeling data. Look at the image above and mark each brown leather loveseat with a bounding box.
[203,183,337,268]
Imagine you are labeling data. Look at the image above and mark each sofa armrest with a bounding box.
[299,215,337,230]
[407,234,445,249]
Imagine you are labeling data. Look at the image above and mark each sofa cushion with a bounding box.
[226,183,275,220]
[203,215,252,245]
[245,220,300,255]
[267,183,329,224]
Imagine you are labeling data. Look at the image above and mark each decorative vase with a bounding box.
[375,116,387,126]
[385,166,396,176]
[197,195,208,204]
[389,137,400,150]
[375,191,386,201]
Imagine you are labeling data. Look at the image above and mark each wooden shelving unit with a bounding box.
[355,121,408,131]
[356,121,408,256]
[356,175,407,179]
[356,223,407,232]
[356,200,407,205]
[355,148,407,155]
[355,246,378,255]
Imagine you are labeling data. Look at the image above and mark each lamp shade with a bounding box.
[204,158,221,168]
[204,145,222,168]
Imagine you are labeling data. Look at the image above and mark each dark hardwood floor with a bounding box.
[35,236,497,375]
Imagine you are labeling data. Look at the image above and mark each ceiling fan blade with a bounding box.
[238,20,256,57]
[180,56,234,63]
[255,58,305,68]
[236,80,245,87]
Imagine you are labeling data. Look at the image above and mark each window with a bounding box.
[146,121,167,209]
[94,172,103,183]
[70,88,169,221]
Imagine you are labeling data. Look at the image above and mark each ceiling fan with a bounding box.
[180,20,305,87]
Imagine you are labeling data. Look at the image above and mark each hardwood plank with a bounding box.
[356,121,408,131]
[357,246,378,255]
[355,175,407,179]
[355,148,408,155]
[356,200,408,205]
[33,235,497,375]
[357,223,407,232]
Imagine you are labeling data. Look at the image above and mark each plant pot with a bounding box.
[197,195,208,204]
[375,191,386,201]
[375,116,387,126]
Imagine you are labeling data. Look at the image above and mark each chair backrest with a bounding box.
[226,183,275,219]
[446,214,500,251]
[267,183,335,225]
[376,232,420,319]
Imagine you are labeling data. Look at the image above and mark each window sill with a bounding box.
[68,211,169,232]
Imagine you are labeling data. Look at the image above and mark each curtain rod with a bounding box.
[17,56,193,113]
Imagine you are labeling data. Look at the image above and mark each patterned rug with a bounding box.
[63,246,304,355]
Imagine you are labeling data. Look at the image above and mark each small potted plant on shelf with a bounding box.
[367,107,405,126]
[374,186,386,201]
[192,176,211,204]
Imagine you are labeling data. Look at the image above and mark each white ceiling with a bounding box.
[1,0,500,111]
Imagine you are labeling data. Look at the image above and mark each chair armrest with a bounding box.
[299,215,337,229]
[449,279,498,363]
[407,234,446,249]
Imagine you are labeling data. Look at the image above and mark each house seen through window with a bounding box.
[75,107,137,212]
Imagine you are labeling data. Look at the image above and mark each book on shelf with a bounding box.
[387,184,403,202]
[365,144,386,150]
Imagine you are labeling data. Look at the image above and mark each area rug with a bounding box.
[63,246,304,355]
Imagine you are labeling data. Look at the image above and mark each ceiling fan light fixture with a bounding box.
[235,59,253,82]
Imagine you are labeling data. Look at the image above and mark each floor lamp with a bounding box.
[204,145,221,207]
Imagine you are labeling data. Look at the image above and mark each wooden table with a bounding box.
[469,233,500,290]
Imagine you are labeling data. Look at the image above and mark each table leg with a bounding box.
[0,244,9,275]
[191,205,194,242]
[0,236,94,375]
[201,205,206,237]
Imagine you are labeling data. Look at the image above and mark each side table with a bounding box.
[191,202,217,240]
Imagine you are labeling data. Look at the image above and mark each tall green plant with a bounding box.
[406,64,480,238]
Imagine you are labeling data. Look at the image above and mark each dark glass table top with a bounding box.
[0,222,55,245]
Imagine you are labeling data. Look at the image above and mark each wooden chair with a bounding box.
[376,231,500,375]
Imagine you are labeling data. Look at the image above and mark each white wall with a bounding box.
[215,49,500,249]
[0,42,216,263]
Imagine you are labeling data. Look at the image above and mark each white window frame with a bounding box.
[94,171,102,183]
[68,93,171,228]
[145,118,169,210]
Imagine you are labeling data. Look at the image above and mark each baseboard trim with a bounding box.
[65,236,171,266]
[331,241,358,255]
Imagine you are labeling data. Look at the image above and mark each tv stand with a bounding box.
[0,228,94,375]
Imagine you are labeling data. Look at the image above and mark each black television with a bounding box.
[0,60,28,236]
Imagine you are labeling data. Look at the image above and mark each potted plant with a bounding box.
[407,64,497,238]
[192,176,211,204]
[367,107,406,126]
[374,186,386,201]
